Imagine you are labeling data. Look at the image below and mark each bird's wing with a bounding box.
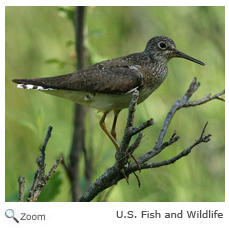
[12,60,144,95]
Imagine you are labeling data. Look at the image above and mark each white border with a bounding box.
[2,1,227,227]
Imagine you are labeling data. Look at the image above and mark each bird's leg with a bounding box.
[111,110,121,140]
[99,111,129,183]
[99,111,120,150]
[100,111,139,185]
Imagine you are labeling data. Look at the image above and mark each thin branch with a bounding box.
[183,89,225,107]
[40,126,52,154]
[199,121,209,140]
[155,77,200,147]
[65,6,90,201]
[127,132,143,155]
[20,126,64,202]
[126,89,139,128]
[18,175,25,202]
[128,122,211,172]
[36,126,53,177]
[116,90,154,162]
[45,156,64,183]
[27,170,39,201]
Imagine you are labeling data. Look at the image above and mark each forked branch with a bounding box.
[18,126,64,202]
[77,77,225,202]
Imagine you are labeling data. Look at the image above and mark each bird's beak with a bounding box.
[175,50,205,66]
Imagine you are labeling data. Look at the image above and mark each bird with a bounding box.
[12,36,205,150]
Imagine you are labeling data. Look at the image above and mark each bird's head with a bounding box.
[144,36,205,66]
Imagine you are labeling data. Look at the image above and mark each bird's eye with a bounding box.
[158,41,167,50]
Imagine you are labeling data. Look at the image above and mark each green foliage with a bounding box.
[6,6,225,202]
[58,6,74,22]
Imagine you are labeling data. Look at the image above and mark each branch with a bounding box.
[77,77,224,202]
[18,175,25,202]
[137,78,224,165]
[17,126,63,202]
[115,90,154,162]
[183,89,225,107]
[64,6,91,201]
[128,122,211,172]
[37,126,53,177]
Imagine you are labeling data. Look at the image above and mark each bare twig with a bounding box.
[183,89,225,107]
[36,126,53,177]
[128,122,211,172]
[127,132,143,155]
[27,170,39,201]
[27,156,64,202]
[17,126,64,202]
[155,77,200,147]
[18,175,25,202]
[45,156,64,183]
[199,121,209,140]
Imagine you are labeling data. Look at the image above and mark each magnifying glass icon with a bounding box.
[5,209,19,223]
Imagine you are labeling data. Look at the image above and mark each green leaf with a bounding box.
[65,40,75,48]
[45,58,60,64]
[58,7,74,22]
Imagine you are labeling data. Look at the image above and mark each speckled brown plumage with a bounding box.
[12,36,205,149]
[13,36,204,95]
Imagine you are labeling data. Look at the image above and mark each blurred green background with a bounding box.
[5,6,225,202]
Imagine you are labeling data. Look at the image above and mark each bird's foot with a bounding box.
[118,152,141,187]
[121,168,129,185]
